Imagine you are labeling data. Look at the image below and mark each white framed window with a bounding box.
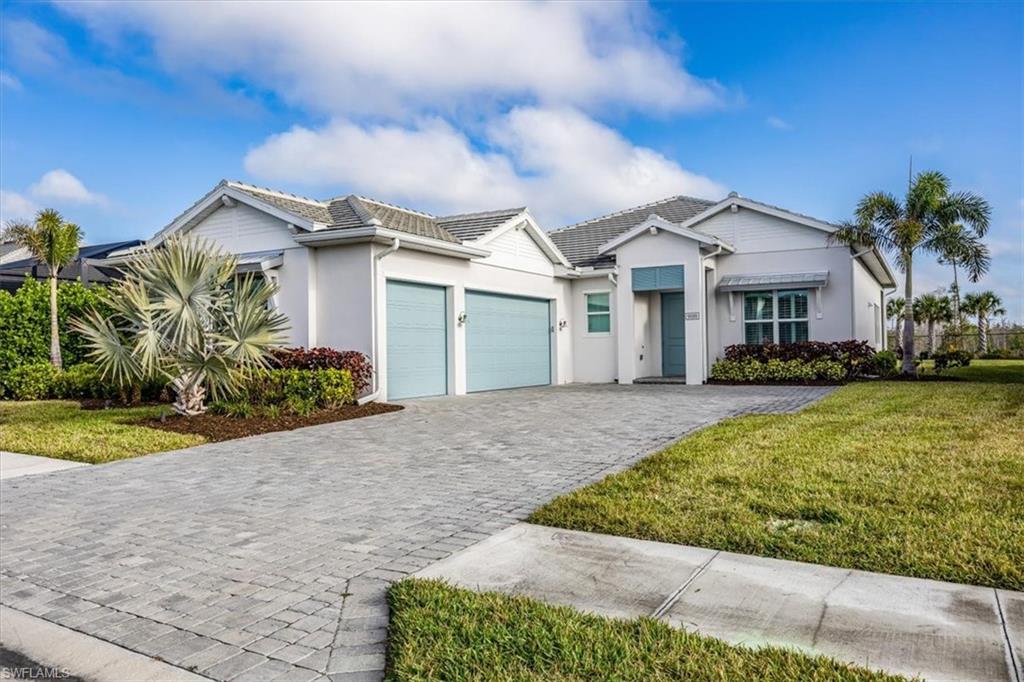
[744,290,809,345]
[585,291,611,335]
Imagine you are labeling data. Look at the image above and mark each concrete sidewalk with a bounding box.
[418,523,1023,682]
[0,451,88,480]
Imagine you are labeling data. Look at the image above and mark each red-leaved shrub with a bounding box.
[270,347,373,394]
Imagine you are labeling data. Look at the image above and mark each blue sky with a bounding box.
[2,1,1021,319]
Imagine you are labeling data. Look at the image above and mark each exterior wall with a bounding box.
[852,256,885,348]
[188,203,297,253]
[611,232,706,385]
[710,247,855,360]
[698,206,825,252]
[478,225,554,276]
[377,244,572,398]
[569,277,617,383]
[315,244,374,357]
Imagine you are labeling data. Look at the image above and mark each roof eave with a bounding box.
[295,227,491,259]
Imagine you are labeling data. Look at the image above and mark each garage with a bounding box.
[386,280,448,400]
[466,290,551,392]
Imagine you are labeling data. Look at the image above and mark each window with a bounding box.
[585,292,611,334]
[744,290,809,345]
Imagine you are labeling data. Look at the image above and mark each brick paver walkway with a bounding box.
[0,384,830,681]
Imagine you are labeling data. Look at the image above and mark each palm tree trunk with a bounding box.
[979,314,989,353]
[928,320,936,353]
[49,274,63,369]
[951,262,961,336]
[901,254,915,375]
[171,371,207,416]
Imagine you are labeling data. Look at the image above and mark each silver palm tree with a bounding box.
[73,237,289,415]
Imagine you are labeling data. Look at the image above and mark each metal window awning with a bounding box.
[236,250,284,273]
[717,270,828,292]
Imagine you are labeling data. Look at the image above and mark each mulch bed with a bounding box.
[134,402,403,442]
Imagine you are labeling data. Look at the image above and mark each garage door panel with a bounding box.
[466,291,551,392]
[387,281,447,400]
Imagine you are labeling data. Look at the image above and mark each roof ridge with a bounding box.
[353,195,437,219]
[551,194,716,234]
[227,180,327,207]
[437,207,526,221]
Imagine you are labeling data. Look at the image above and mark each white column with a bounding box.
[452,285,467,395]
[684,244,705,384]
[615,271,635,384]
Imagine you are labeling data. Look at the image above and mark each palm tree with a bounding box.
[912,293,952,353]
[73,237,289,416]
[886,297,905,334]
[829,171,990,375]
[962,291,1006,354]
[2,209,83,369]
[933,222,990,335]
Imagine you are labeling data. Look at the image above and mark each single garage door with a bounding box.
[386,280,448,400]
[466,290,551,392]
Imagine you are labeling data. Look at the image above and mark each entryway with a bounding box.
[661,291,686,377]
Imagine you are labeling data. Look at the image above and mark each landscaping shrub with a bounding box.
[932,349,972,372]
[226,367,357,416]
[723,340,875,379]
[54,363,113,399]
[865,350,898,378]
[0,278,111,377]
[3,362,60,400]
[710,358,845,384]
[269,347,373,394]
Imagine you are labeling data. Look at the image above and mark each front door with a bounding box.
[661,292,686,377]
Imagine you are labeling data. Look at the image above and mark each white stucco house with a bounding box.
[111,180,896,400]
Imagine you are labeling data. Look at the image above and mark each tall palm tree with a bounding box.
[829,171,990,375]
[73,237,289,415]
[933,222,990,335]
[962,291,1006,354]
[886,297,905,334]
[2,209,83,368]
[912,293,952,353]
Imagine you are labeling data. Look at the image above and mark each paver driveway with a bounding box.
[0,384,830,681]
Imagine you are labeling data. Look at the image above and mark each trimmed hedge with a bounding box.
[269,347,373,394]
[724,340,875,379]
[215,367,357,416]
[0,278,111,378]
[932,349,972,371]
[0,361,160,402]
[710,358,846,384]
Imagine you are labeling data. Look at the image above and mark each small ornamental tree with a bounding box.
[962,291,1006,354]
[73,237,289,416]
[912,293,952,353]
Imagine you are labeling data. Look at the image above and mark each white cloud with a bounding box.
[59,1,726,117]
[766,116,792,131]
[0,71,22,91]
[29,170,107,206]
[245,107,725,227]
[0,190,37,223]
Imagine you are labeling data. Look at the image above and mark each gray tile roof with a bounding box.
[230,183,334,224]
[349,197,458,242]
[549,195,716,267]
[437,208,526,241]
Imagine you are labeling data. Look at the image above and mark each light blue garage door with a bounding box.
[387,281,448,400]
[466,290,551,392]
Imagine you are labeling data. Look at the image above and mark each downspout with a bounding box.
[358,237,401,405]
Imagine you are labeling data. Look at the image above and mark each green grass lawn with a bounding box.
[530,360,1024,590]
[0,401,204,463]
[386,579,906,681]
[920,358,1024,383]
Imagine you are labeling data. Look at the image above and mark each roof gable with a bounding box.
[549,195,715,267]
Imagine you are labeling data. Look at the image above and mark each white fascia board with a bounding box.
[857,247,897,288]
[597,215,728,255]
[474,209,572,267]
[681,196,838,235]
[295,226,491,259]
[149,185,319,247]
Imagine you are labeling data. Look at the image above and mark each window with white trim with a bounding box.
[744,290,809,345]
[585,292,611,334]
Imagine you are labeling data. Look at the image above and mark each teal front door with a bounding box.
[661,292,686,377]
[466,290,551,392]
[386,281,448,400]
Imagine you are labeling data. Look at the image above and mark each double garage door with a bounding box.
[386,281,551,400]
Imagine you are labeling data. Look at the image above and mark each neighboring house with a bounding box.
[105,180,895,400]
[0,240,143,292]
